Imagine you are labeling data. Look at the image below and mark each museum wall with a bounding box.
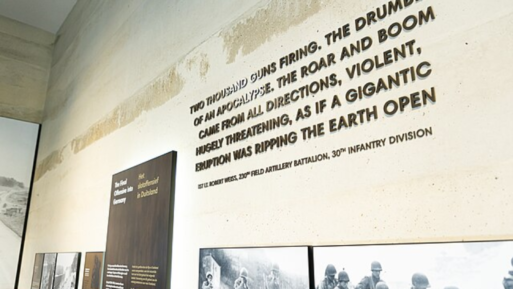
[19,0,513,288]
[0,15,54,123]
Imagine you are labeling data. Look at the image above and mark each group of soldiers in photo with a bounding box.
[232,265,281,289]
[316,261,404,289]
[201,256,513,289]
[317,258,513,289]
[202,264,280,289]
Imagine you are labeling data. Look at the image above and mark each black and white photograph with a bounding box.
[198,247,310,289]
[41,253,57,289]
[0,116,39,289]
[53,252,80,289]
[313,240,513,289]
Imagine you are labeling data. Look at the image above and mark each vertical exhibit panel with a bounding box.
[198,247,310,289]
[103,152,177,289]
[0,116,39,288]
[313,241,513,289]
[82,252,104,289]
[31,253,45,289]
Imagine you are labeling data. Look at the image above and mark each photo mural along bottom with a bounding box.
[31,252,81,289]
[199,241,513,289]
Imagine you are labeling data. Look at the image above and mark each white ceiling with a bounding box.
[0,0,77,34]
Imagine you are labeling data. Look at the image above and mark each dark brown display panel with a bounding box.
[102,152,177,289]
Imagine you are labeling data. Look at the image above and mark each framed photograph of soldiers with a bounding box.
[81,252,103,289]
[198,246,310,289]
[313,240,513,289]
[52,252,80,289]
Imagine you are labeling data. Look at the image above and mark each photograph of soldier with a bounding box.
[264,264,280,289]
[410,273,430,289]
[375,282,388,289]
[90,255,101,289]
[202,272,214,289]
[81,252,103,289]
[198,247,309,289]
[503,275,513,289]
[355,261,383,289]
[335,270,351,289]
[317,264,337,289]
[314,240,513,289]
[234,268,249,289]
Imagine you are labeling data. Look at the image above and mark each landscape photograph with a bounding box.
[0,117,39,289]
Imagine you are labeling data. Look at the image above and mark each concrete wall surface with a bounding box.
[18,0,513,288]
[0,15,54,123]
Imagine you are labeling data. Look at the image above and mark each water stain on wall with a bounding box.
[70,67,184,154]
[35,67,184,181]
[35,0,322,181]
[221,0,322,64]
[199,54,210,80]
[185,53,210,80]
[34,147,66,182]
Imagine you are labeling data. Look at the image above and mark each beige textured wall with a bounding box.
[19,0,513,288]
[0,15,54,123]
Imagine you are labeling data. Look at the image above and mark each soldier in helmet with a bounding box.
[355,261,384,289]
[264,264,280,289]
[411,272,430,289]
[202,272,214,289]
[504,275,513,289]
[317,264,337,289]
[335,270,351,289]
[234,268,249,289]
[375,282,388,289]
